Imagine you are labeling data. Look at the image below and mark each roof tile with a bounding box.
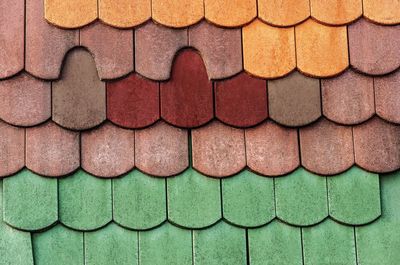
[204,0,256,27]
[375,71,400,124]
[300,119,354,175]
[363,0,400,25]
[215,72,267,127]
[192,121,245,177]
[258,0,309,26]
[310,0,362,25]
[81,122,135,178]
[0,121,24,177]
[151,0,203,27]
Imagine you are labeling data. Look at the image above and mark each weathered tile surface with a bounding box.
[204,0,256,27]
[0,121,25,177]
[258,0,309,26]
[310,0,362,25]
[375,71,400,123]
[45,0,97,28]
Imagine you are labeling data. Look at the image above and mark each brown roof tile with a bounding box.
[245,121,299,176]
[0,121,24,177]
[363,0,400,25]
[26,121,80,177]
[81,122,135,178]
[258,0,309,26]
[152,0,203,27]
[322,70,375,125]
[135,121,188,177]
[310,0,362,25]
[0,73,51,127]
[204,0,256,27]
[375,71,400,124]
[192,121,246,177]
[300,119,354,175]
[52,49,106,130]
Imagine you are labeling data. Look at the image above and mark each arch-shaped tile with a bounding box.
[81,122,135,178]
[375,71,400,124]
[167,169,221,229]
[189,21,242,79]
[322,70,374,125]
[0,0,24,79]
[26,122,80,177]
[363,0,400,25]
[310,0,362,25]
[52,49,106,130]
[268,71,321,127]
[0,121,24,177]
[192,121,245,177]
[59,170,112,231]
[353,117,400,173]
[99,0,151,28]
[243,20,296,78]
[135,121,188,177]
[222,171,275,227]
[300,119,354,175]
[204,0,256,27]
[113,171,166,230]
[3,169,58,231]
[245,121,299,176]
[152,0,203,27]
[26,0,79,79]
[135,22,187,80]
[44,0,97,28]
[107,73,159,128]
[275,168,328,226]
[160,50,213,128]
[296,19,348,77]
[349,19,400,75]
[80,22,134,79]
[215,72,267,127]
[258,0,310,26]
[0,73,51,126]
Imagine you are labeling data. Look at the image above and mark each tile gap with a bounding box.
[300,227,305,265]
[353,226,359,265]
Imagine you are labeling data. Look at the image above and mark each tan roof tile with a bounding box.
[310,0,362,25]
[45,0,97,28]
[363,0,400,25]
[152,0,204,28]
[258,0,309,26]
[204,0,256,27]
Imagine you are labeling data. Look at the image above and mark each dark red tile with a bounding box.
[0,121,24,177]
[354,117,400,173]
[349,19,400,75]
[322,70,375,125]
[160,49,213,128]
[375,71,400,124]
[107,73,159,128]
[300,119,354,175]
[215,72,267,127]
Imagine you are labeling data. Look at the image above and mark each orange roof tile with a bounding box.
[152,0,204,27]
[45,0,97,28]
[258,0,310,26]
[204,0,257,27]
[310,0,362,25]
[363,0,400,25]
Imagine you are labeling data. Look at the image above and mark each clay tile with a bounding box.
[300,119,354,175]
[245,121,299,176]
[354,117,400,173]
[268,71,321,127]
[26,0,79,79]
[135,22,188,81]
[189,21,242,79]
[135,121,188,177]
[0,0,24,79]
[375,71,400,124]
[363,0,400,25]
[310,0,362,25]
[152,0,204,27]
[258,0,309,26]
[81,122,135,178]
[52,49,106,130]
[0,121,24,177]
[160,50,213,128]
[348,19,400,75]
[44,0,97,28]
[99,0,151,28]
[192,121,246,177]
[26,121,80,177]
[0,73,51,126]
[215,72,267,127]
[107,73,159,129]
[204,0,256,27]
[243,19,296,78]
[322,70,374,125]
[80,22,134,80]
[296,19,349,77]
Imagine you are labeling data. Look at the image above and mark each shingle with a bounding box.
[375,71,400,124]
[80,22,134,80]
[363,0,400,25]
[107,73,159,128]
[81,122,135,178]
[151,0,203,27]
[189,21,242,79]
[0,121,25,177]
[322,70,374,125]
[204,0,256,27]
[135,22,187,80]
[160,49,213,128]
[258,0,309,26]
[348,19,400,75]
[310,0,362,25]
[215,72,267,127]
[26,122,80,177]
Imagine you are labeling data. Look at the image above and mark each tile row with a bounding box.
[43,0,400,28]
[2,171,400,265]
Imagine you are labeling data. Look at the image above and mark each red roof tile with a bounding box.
[0,121,24,177]
[375,71,400,124]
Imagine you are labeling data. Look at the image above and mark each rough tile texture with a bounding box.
[0,121,25,177]
[375,71,400,123]
[258,0,309,26]
[204,0,256,27]
[151,0,203,27]
[45,0,97,28]
[310,0,362,25]
[363,0,400,25]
